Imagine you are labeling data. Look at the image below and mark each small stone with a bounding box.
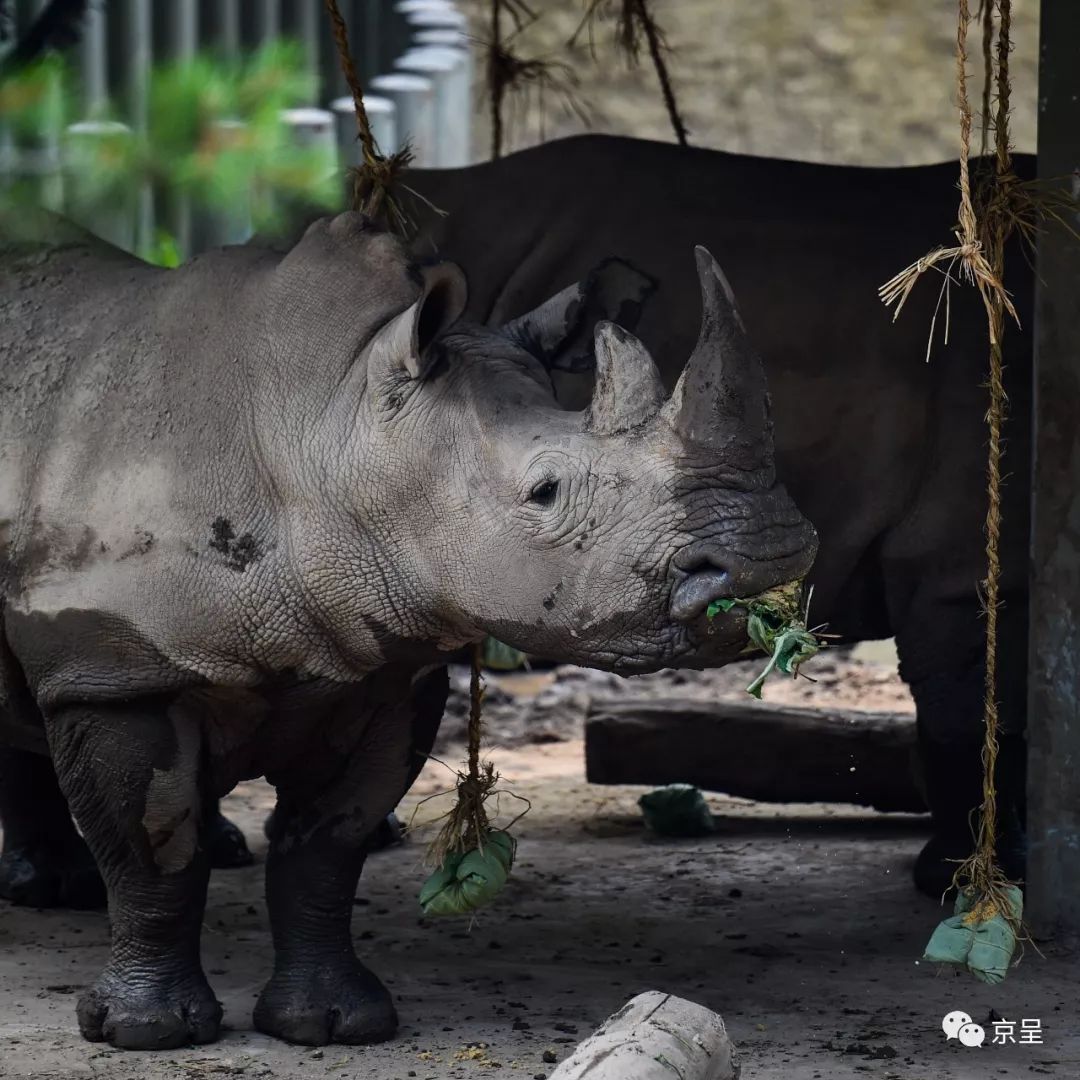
[542,1049,557,1064]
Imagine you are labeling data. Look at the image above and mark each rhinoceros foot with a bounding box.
[253,961,398,1046]
[0,840,105,909]
[205,808,255,869]
[77,967,222,1050]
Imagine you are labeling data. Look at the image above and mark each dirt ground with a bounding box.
[2,4,1071,1080]
[3,649,1078,1080]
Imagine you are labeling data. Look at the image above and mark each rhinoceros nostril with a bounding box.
[672,543,731,577]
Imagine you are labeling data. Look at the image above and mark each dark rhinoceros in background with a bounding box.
[401,133,1035,899]
[0,205,815,1049]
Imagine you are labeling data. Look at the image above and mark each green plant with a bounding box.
[0,41,340,263]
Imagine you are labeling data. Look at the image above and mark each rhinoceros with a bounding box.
[0,206,815,1049]
[399,134,1034,898]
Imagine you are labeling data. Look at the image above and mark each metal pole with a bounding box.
[1027,0,1080,942]
[163,0,198,258]
[80,2,109,116]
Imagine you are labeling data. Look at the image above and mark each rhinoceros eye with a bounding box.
[528,478,560,507]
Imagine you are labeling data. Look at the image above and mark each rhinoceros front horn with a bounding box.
[585,321,667,435]
[660,246,770,449]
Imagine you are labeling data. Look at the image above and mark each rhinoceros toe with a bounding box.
[253,962,398,1046]
[0,843,106,910]
[78,970,222,1050]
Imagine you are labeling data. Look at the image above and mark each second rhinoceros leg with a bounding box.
[0,743,105,908]
[204,797,254,869]
[254,666,447,1047]
[45,698,222,1050]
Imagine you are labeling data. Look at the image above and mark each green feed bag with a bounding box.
[638,784,715,837]
[419,831,517,917]
[922,885,1023,984]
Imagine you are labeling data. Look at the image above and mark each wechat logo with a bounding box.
[942,1011,985,1047]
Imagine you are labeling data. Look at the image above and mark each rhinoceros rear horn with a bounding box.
[660,246,770,447]
[371,261,468,380]
[585,322,666,435]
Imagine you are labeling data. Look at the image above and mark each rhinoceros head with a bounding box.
[266,214,816,674]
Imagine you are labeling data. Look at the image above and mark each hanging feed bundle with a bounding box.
[418,649,528,917]
[706,580,831,699]
[420,830,517,917]
[923,884,1023,985]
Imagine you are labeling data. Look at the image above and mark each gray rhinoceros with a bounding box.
[0,207,815,1049]
[401,134,1035,898]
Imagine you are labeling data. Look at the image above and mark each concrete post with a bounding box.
[394,47,466,167]
[63,121,137,251]
[368,72,436,167]
[331,95,398,165]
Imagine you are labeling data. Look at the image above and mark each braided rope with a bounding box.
[323,0,414,233]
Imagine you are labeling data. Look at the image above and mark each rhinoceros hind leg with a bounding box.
[47,699,221,1050]
[205,801,254,868]
[0,744,106,909]
[911,733,1027,899]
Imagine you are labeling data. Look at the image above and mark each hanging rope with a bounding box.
[323,0,414,235]
[959,0,1013,920]
[415,644,529,917]
[572,0,689,147]
[486,0,584,160]
[882,0,1033,977]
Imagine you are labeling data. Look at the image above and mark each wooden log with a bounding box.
[549,991,738,1080]
[585,698,924,813]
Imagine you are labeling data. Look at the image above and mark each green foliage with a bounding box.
[0,41,340,258]
[707,582,823,699]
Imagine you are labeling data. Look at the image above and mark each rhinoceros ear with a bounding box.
[369,261,468,380]
[500,256,657,374]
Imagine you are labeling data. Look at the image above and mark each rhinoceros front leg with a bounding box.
[45,699,221,1050]
[0,743,105,908]
[253,666,447,1047]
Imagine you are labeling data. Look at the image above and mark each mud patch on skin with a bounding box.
[142,713,201,873]
[116,527,154,561]
[208,516,262,572]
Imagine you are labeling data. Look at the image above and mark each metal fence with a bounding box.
[0,0,473,257]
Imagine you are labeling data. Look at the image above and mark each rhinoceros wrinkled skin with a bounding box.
[0,206,815,1049]
[401,134,1035,897]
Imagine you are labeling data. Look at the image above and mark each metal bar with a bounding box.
[80,2,109,115]
[1027,0,1080,942]
[255,0,281,44]
[161,0,198,258]
[219,0,240,57]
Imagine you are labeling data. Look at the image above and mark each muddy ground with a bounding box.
[3,648,1078,1080]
